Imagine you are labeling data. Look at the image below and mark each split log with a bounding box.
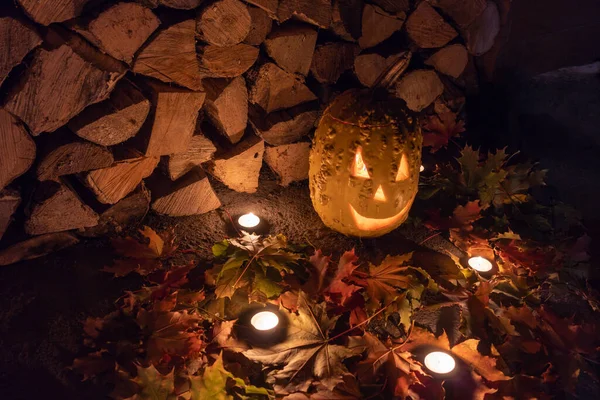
[82,183,150,237]
[371,0,408,13]
[85,151,159,204]
[330,0,363,42]
[264,22,318,76]
[0,232,79,266]
[425,44,468,78]
[0,17,42,86]
[462,0,500,56]
[166,135,217,180]
[354,53,398,88]
[208,135,264,193]
[394,70,444,112]
[310,42,359,84]
[135,79,206,156]
[16,0,89,25]
[147,169,221,216]
[197,0,251,47]
[406,2,458,49]
[25,181,99,235]
[37,142,114,182]
[3,30,126,135]
[160,0,204,9]
[249,103,318,145]
[358,4,405,49]
[74,2,159,64]
[134,20,202,91]
[428,0,487,28]
[203,77,248,144]
[278,0,332,28]
[248,63,317,113]
[244,6,273,46]
[244,0,278,17]
[198,44,259,78]
[0,109,36,191]
[68,79,151,146]
[136,0,159,7]
[0,189,21,241]
[264,142,310,186]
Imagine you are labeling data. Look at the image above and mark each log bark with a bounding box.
[244,6,273,45]
[264,22,318,76]
[85,151,159,204]
[160,0,204,9]
[249,63,317,113]
[25,181,99,235]
[198,44,259,78]
[197,0,251,47]
[82,183,151,237]
[208,135,264,193]
[462,0,500,56]
[0,109,36,191]
[354,53,397,88]
[37,142,114,182]
[204,77,248,144]
[166,135,217,180]
[264,142,310,186]
[244,0,277,17]
[249,103,318,145]
[358,4,405,49]
[371,0,408,13]
[134,20,202,90]
[0,189,21,241]
[16,0,90,25]
[0,232,79,266]
[278,0,331,28]
[147,169,221,216]
[406,2,458,49]
[394,69,444,112]
[330,0,362,42]
[74,2,159,64]
[310,42,359,84]
[135,79,206,156]
[3,30,126,135]
[429,0,487,27]
[68,79,151,146]
[0,17,42,86]
[425,44,468,78]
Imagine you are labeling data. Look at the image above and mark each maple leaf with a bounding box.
[72,350,115,381]
[326,250,362,306]
[495,239,558,273]
[304,250,331,295]
[104,227,177,277]
[212,320,248,353]
[128,364,175,400]
[189,353,271,400]
[243,292,364,392]
[537,306,599,354]
[352,253,413,307]
[423,112,466,152]
[425,200,484,234]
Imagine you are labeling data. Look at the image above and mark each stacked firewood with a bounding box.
[0,0,507,261]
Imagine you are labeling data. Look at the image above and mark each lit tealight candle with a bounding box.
[420,165,425,173]
[250,311,279,331]
[468,256,493,272]
[238,213,260,229]
[424,351,456,374]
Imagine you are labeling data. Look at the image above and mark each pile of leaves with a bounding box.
[72,122,599,399]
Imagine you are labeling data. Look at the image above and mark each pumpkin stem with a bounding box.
[371,50,412,91]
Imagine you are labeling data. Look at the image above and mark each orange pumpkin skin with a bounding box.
[309,89,422,237]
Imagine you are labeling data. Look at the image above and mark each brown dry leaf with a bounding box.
[212,319,248,353]
[452,339,510,382]
[326,250,363,306]
[423,111,466,152]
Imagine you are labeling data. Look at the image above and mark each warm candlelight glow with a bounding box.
[424,351,456,374]
[420,165,425,172]
[250,311,279,331]
[468,256,493,272]
[238,213,260,228]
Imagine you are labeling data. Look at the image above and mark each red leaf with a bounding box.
[326,250,362,306]
[423,112,466,152]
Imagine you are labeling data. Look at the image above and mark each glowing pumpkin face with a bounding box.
[309,89,422,237]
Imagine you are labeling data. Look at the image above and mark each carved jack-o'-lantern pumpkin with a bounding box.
[309,52,422,237]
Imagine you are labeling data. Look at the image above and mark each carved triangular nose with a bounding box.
[373,185,386,202]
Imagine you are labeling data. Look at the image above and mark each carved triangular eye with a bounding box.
[395,153,410,181]
[352,146,370,178]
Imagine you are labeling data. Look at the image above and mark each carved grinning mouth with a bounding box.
[349,200,413,231]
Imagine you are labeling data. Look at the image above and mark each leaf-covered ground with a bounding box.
[70,129,599,399]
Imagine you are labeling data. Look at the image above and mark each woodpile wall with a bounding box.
[0,0,508,261]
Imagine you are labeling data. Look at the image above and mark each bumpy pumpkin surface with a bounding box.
[309,89,422,237]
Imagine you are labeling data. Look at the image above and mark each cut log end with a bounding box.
[198,0,252,47]
[204,76,249,144]
[406,2,458,49]
[37,142,114,182]
[0,109,36,191]
[265,142,310,186]
[0,188,21,241]
[249,103,319,145]
[167,135,217,180]
[264,23,318,76]
[395,69,445,112]
[425,44,469,78]
[199,44,259,78]
[208,136,264,193]
[358,4,405,49]
[310,42,359,84]
[244,6,273,46]
[0,17,42,86]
